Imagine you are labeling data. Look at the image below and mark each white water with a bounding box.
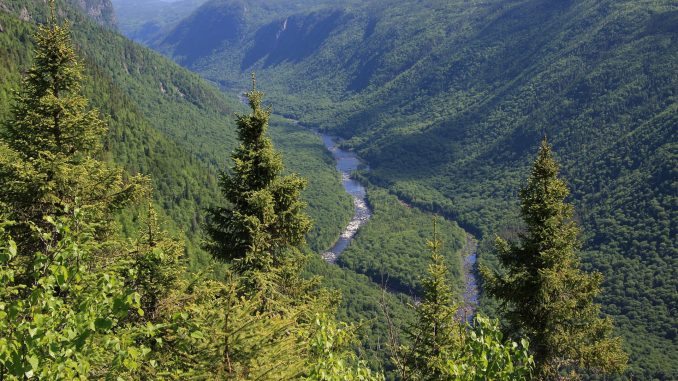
[318,133,372,263]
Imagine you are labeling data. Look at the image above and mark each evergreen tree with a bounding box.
[0,6,154,378]
[126,204,183,323]
[482,138,627,379]
[204,74,311,278]
[401,219,462,380]
[0,1,146,256]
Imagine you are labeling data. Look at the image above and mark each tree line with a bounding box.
[0,6,627,380]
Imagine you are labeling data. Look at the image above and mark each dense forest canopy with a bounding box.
[0,0,675,379]
[138,0,677,378]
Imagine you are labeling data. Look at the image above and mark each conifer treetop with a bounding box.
[482,137,627,379]
[205,75,310,278]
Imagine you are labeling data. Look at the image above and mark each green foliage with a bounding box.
[0,214,143,380]
[0,10,147,257]
[204,79,311,277]
[142,277,310,379]
[305,255,412,380]
[0,13,151,378]
[398,221,463,381]
[0,0,353,272]
[0,1,227,271]
[125,205,184,322]
[0,5,400,375]
[446,315,534,381]
[0,9,383,379]
[482,139,627,379]
[338,188,465,295]
[153,0,678,375]
[269,119,354,254]
[389,228,534,381]
[306,314,384,381]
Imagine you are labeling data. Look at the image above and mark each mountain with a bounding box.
[111,0,208,44]
[139,0,677,378]
[0,1,436,374]
[72,0,117,28]
[0,0,355,266]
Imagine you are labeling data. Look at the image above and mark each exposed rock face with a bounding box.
[72,0,117,28]
[18,6,30,21]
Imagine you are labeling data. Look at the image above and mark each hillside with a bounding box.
[141,0,678,378]
[111,0,208,44]
[0,0,358,266]
[1,1,467,375]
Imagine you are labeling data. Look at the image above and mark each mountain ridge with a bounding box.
[139,0,678,378]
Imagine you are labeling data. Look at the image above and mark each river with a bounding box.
[459,236,479,321]
[237,91,477,313]
[318,133,372,263]
[316,131,478,319]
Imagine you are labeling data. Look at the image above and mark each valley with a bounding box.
[128,0,676,377]
[0,0,675,379]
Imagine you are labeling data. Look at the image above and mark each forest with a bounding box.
[0,0,675,379]
[139,0,676,378]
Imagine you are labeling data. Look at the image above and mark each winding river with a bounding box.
[239,92,478,312]
[318,133,372,263]
[315,132,478,317]
[459,236,479,321]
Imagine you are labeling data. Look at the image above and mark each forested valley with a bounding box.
[0,0,675,380]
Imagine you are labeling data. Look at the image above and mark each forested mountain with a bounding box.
[1,0,354,267]
[1,1,528,377]
[138,0,678,378]
[111,0,208,44]
[1,0,675,378]
[0,1,473,375]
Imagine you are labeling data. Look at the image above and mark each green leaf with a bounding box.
[94,318,113,331]
[8,239,17,257]
[28,355,39,371]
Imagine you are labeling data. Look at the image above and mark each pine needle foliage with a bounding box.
[482,138,627,379]
[401,219,463,380]
[0,2,147,256]
[204,75,311,278]
[391,219,534,381]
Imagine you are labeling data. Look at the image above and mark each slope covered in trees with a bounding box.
[0,12,540,378]
[0,1,447,375]
[0,13,389,378]
[0,0,356,267]
[139,0,678,377]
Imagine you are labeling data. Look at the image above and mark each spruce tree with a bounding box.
[127,205,183,323]
[402,219,462,380]
[482,138,627,379]
[0,2,145,255]
[0,5,155,377]
[204,75,311,278]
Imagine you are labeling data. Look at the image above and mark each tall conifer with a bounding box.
[0,1,145,254]
[0,5,150,376]
[204,75,311,278]
[403,220,462,380]
[482,138,627,379]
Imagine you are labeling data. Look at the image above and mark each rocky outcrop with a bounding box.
[72,0,116,28]
[18,6,30,21]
